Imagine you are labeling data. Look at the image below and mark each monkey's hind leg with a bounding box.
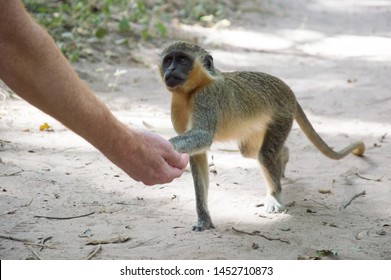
[280,145,289,178]
[190,153,215,231]
[258,121,292,213]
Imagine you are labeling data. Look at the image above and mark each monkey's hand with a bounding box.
[169,129,214,155]
[265,194,286,213]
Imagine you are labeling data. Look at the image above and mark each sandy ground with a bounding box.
[1,0,391,260]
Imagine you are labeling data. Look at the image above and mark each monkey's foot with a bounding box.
[265,194,286,213]
[192,220,215,232]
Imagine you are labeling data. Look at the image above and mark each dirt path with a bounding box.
[1,0,390,259]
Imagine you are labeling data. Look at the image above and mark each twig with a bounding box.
[34,211,95,220]
[24,242,55,249]
[0,234,31,243]
[26,245,43,260]
[86,235,131,245]
[128,237,156,250]
[0,170,23,177]
[355,173,383,182]
[309,199,331,209]
[340,191,366,210]
[232,227,290,244]
[85,244,102,260]
[23,199,34,207]
[38,236,53,251]
[38,236,52,244]
[0,234,55,248]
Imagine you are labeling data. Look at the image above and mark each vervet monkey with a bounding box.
[159,41,365,231]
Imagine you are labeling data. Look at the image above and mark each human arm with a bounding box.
[0,0,188,185]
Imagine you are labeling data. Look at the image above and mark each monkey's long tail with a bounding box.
[294,102,365,160]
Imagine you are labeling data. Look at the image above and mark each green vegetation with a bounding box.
[22,0,227,62]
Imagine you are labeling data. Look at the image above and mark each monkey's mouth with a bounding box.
[165,75,185,88]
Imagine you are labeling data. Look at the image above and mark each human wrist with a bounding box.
[91,113,139,164]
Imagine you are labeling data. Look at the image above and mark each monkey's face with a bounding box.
[161,51,193,88]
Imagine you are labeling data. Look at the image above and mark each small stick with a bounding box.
[380,133,388,143]
[355,173,383,182]
[23,199,34,207]
[85,244,102,260]
[127,237,156,250]
[0,170,23,177]
[26,245,43,260]
[0,234,31,243]
[25,242,56,249]
[38,236,53,251]
[0,234,55,248]
[86,235,131,245]
[309,199,331,209]
[34,211,95,220]
[232,227,290,244]
[341,191,366,210]
[40,236,53,244]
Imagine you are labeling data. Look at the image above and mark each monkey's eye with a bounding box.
[163,56,173,67]
[178,56,188,65]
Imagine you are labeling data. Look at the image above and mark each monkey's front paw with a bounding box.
[169,137,181,151]
[192,219,215,232]
[265,195,286,213]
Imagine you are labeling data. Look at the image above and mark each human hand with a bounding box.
[106,127,189,185]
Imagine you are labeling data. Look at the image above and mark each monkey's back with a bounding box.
[198,71,297,142]
[211,71,296,117]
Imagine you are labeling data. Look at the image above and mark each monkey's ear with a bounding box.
[203,55,214,72]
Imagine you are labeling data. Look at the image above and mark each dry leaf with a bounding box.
[319,189,331,194]
[297,255,321,260]
[316,249,337,257]
[39,122,53,132]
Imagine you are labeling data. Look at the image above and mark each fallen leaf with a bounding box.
[318,189,331,194]
[316,249,337,258]
[39,122,53,132]
[297,255,321,260]
[79,228,94,238]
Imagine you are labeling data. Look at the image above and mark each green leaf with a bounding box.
[70,52,80,62]
[114,38,128,45]
[155,22,167,36]
[95,28,108,39]
[141,29,150,40]
[119,18,130,33]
